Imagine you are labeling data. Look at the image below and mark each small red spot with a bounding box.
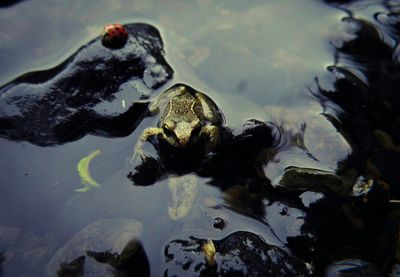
[101,23,129,49]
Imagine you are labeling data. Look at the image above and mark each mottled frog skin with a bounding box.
[134,84,224,159]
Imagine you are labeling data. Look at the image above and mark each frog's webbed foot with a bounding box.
[129,127,164,186]
[130,148,152,165]
[130,127,163,165]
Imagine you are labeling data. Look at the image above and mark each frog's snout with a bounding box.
[175,122,192,148]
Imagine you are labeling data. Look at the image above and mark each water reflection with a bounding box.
[312,12,400,196]
[307,4,400,274]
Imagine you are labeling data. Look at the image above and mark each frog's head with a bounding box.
[157,83,223,150]
[162,118,201,148]
[159,86,205,149]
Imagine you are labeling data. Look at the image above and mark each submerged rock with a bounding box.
[277,166,348,195]
[47,218,146,277]
[0,227,57,276]
[0,23,173,146]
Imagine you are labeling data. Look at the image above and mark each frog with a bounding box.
[129,84,278,220]
[130,84,225,220]
[133,83,225,161]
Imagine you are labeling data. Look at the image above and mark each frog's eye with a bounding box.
[164,121,175,130]
[163,122,176,135]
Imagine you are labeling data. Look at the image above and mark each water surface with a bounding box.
[1,0,399,276]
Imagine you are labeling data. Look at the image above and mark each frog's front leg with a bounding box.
[131,127,163,163]
[200,125,220,151]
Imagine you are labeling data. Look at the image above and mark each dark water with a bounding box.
[1,0,400,276]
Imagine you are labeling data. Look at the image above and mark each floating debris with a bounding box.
[202,239,216,267]
[76,149,101,192]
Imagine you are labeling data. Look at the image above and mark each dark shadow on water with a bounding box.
[57,256,85,277]
[308,8,400,275]
[163,231,312,276]
[312,14,400,196]
[128,119,283,217]
[0,0,27,8]
[0,250,4,277]
[87,241,150,277]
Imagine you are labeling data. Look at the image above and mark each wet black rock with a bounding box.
[351,176,390,216]
[263,201,317,261]
[87,240,150,277]
[163,231,311,276]
[277,166,346,195]
[0,23,173,146]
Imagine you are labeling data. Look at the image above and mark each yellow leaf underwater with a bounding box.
[203,239,216,267]
[76,149,101,192]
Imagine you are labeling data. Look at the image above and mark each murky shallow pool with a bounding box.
[1,0,400,276]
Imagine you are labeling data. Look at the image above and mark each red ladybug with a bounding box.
[101,23,128,49]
